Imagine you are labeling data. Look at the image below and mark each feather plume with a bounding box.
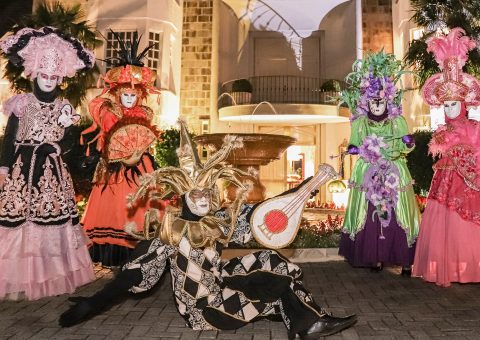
[426,28,476,69]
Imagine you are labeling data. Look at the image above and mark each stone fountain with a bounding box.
[194,133,296,203]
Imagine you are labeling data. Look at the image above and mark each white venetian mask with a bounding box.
[37,72,59,93]
[120,92,138,108]
[444,100,462,119]
[368,98,387,116]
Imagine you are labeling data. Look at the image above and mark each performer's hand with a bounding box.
[35,143,58,156]
[401,134,415,148]
[347,144,359,155]
[59,297,94,327]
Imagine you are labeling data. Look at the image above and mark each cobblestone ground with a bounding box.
[1,261,480,339]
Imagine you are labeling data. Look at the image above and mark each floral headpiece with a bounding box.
[340,51,406,120]
[0,26,95,82]
[422,28,480,106]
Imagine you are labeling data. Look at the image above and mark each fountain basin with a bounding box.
[194,133,296,202]
[194,133,296,166]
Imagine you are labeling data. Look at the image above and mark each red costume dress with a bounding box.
[81,60,161,266]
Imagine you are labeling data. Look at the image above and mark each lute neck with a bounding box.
[296,166,338,202]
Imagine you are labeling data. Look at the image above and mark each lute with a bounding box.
[250,163,338,249]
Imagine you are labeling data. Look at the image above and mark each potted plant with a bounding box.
[320,79,342,92]
[231,78,253,105]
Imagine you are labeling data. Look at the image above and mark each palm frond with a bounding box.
[406,0,480,88]
[105,30,155,67]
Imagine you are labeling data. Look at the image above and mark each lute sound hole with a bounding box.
[263,210,288,233]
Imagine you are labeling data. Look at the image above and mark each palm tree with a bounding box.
[404,0,480,88]
[2,1,102,107]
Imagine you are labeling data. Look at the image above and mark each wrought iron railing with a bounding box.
[218,76,346,109]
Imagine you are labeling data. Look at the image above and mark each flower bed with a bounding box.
[231,214,344,249]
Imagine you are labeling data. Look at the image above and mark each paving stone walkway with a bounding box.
[1,261,480,339]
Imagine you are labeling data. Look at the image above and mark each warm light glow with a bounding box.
[409,27,424,41]
[146,91,180,129]
[429,106,445,130]
[331,180,350,208]
[468,106,480,122]
[287,146,302,161]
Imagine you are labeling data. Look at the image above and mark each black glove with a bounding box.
[81,154,100,168]
[34,143,58,156]
[59,297,95,327]
[401,134,415,148]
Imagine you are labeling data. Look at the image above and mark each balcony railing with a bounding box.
[219,76,346,109]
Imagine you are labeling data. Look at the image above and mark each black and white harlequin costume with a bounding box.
[59,121,356,339]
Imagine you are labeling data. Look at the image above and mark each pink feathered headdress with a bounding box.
[0,26,95,82]
[422,28,480,106]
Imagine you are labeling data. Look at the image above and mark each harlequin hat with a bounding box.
[129,119,252,212]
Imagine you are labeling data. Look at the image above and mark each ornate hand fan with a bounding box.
[106,121,158,166]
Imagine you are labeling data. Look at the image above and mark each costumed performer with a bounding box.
[80,31,161,266]
[0,26,96,300]
[338,51,421,275]
[59,120,357,339]
[413,28,480,287]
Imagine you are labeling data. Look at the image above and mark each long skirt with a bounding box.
[339,203,416,267]
[82,155,157,266]
[413,199,480,287]
[0,147,94,300]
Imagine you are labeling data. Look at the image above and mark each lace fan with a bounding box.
[107,123,157,166]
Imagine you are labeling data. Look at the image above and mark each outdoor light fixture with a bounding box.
[327,179,347,193]
[327,179,349,209]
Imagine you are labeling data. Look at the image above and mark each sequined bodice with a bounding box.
[16,95,65,143]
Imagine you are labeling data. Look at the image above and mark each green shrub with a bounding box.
[320,79,342,92]
[406,130,436,195]
[154,128,181,167]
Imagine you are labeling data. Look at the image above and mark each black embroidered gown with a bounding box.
[0,92,95,300]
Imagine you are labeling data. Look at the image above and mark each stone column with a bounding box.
[362,0,393,53]
[180,0,214,134]
[356,0,363,59]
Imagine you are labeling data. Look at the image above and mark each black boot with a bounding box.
[370,262,383,273]
[401,266,412,277]
[288,314,357,339]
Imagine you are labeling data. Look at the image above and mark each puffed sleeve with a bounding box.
[0,114,19,173]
